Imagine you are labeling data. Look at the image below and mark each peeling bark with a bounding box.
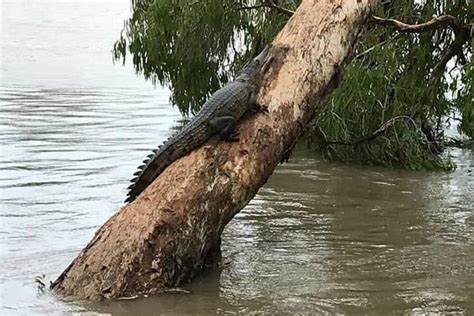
[52,0,377,300]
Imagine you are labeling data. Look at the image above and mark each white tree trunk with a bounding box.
[52,0,377,300]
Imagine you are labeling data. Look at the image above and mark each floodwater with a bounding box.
[1,0,473,314]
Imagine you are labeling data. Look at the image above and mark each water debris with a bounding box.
[162,288,192,294]
[34,275,46,293]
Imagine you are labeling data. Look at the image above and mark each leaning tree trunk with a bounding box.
[52,0,376,300]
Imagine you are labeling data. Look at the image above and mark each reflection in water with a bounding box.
[1,0,473,315]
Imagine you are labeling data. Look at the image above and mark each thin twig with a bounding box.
[266,1,294,16]
[237,1,294,17]
[354,34,399,60]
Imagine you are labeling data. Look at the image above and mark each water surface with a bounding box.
[1,1,473,314]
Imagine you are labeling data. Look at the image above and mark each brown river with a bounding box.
[1,0,473,315]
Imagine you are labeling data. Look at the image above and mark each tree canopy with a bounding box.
[114,0,473,170]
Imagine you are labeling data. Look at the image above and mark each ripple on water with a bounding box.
[2,87,474,315]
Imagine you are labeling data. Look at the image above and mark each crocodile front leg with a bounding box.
[209,116,239,141]
[247,90,268,114]
[251,103,269,113]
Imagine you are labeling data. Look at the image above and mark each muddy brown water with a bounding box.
[1,0,473,315]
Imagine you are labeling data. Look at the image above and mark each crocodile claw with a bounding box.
[252,103,269,114]
[228,131,240,142]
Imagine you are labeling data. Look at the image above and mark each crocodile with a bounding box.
[125,46,271,203]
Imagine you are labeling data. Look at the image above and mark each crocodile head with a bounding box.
[236,45,271,83]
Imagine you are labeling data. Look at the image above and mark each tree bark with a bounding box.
[52,0,376,300]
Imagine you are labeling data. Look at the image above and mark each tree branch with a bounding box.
[429,33,466,85]
[237,1,295,17]
[371,15,472,86]
[353,34,399,61]
[371,15,463,33]
[324,116,421,146]
[446,137,473,149]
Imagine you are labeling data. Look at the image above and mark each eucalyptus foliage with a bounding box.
[114,0,473,170]
[312,1,473,170]
[113,0,296,115]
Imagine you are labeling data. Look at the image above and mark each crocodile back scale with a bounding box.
[125,46,270,203]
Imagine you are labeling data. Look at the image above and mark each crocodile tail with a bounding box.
[124,146,173,203]
[125,122,209,203]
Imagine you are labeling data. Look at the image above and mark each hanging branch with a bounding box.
[371,15,472,85]
[430,30,469,85]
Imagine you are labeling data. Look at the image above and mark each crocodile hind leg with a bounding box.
[209,116,239,142]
